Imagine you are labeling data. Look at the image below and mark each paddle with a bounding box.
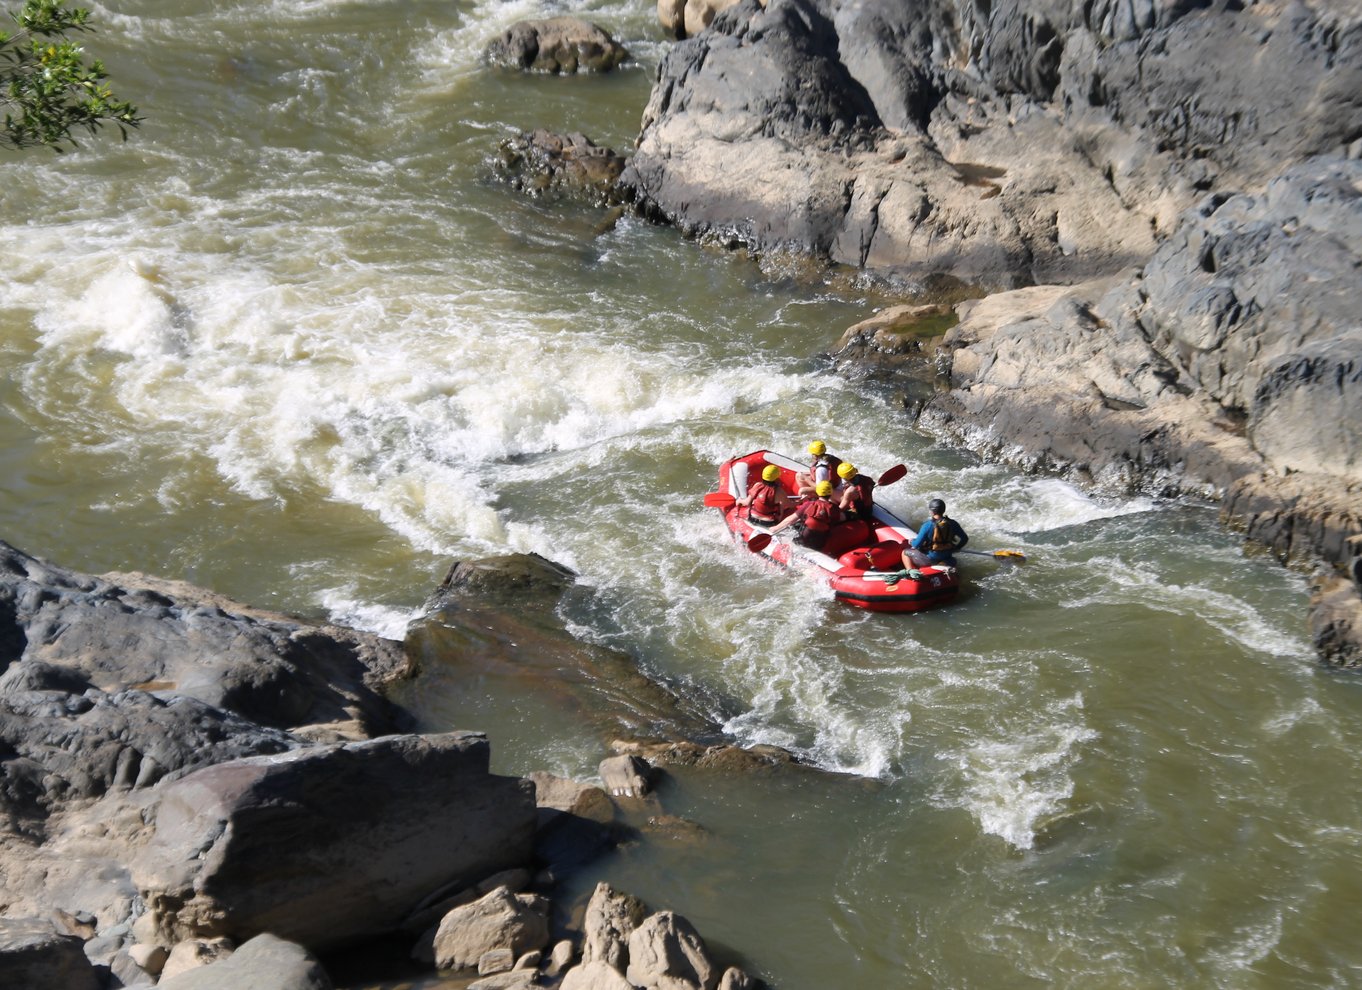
[747,533,772,553]
[957,548,1027,561]
[876,463,907,486]
[703,492,736,509]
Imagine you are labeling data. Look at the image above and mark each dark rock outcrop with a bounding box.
[493,130,629,207]
[0,540,411,736]
[628,0,1362,288]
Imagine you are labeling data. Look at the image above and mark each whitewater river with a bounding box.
[3,0,1361,987]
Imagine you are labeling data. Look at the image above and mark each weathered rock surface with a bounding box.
[899,160,1362,660]
[559,882,757,990]
[417,885,549,971]
[155,933,331,990]
[0,916,100,990]
[133,732,536,952]
[630,0,1362,290]
[0,540,411,736]
[485,17,628,73]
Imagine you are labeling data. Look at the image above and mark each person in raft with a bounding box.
[736,464,790,526]
[908,498,969,566]
[836,462,876,522]
[769,480,843,551]
[795,439,841,496]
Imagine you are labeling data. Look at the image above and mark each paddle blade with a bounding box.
[876,463,907,487]
[703,492,737,509]
[747,533,772,553]
[993,549,1027,560]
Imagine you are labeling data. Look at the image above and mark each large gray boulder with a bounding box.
[0,540,411,735]
[0,917,100,990]
[133,732,537,953]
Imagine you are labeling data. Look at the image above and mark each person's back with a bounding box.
[836,462,875,521]
[910,497,967,565]
[739,464,787,525]
[770,480,842,551]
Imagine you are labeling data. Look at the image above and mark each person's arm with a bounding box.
[954,521,969,550]
[768,508,800,536]
[911,524,928,550]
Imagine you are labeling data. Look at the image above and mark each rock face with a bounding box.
[0,917,100,990]
[485,17,629,73]
[628,0,1362,290]
[0,540,411,736]
[133,732,537,952]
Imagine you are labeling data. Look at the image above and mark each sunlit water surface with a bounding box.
[3,1,1361,988]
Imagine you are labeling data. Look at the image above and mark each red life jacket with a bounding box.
[844,475,874,512]
[799,497,841,533]
[747,480,781,518]
[809,454,842,484]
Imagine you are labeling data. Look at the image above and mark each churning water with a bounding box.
[3,1,1361,987]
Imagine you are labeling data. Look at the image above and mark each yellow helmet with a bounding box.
[837,462,856,479]
[815,480,834,497]
[761,465,781,482]
[807,440,826,456]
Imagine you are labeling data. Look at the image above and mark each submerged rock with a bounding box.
[493,130,630,208]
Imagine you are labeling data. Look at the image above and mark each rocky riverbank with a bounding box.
[0,541,779,989]
[491,0,1361,662]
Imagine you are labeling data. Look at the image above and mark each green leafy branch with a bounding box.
[1,0,141,151]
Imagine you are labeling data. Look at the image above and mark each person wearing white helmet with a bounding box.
[737,463,790,526]
[795,439,842,496]
[770,479,843,550]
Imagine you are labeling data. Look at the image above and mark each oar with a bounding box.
[957,548,1027,561]
[703,492,736,509]
[876,464,907,486]
[747,533,772,553]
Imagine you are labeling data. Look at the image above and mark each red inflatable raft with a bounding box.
[707,449,960,613]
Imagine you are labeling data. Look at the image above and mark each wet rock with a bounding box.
[403,554,720,745]
[493,130,630,208]
[0,917,99,990]
[133,733,536,953]
[1310,574,1362,668]
[598,754,657,798]
[155,933,330,990]
[546,938,576,976]
[485,17,628,74]
[609,738,799,773]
